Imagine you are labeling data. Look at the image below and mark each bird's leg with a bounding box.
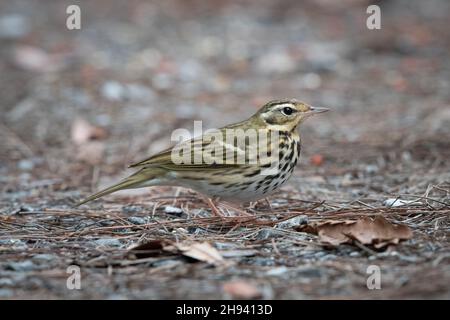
[206,197,225,217]
[264,198,273,211]
[248,201,258,210]
[220,201,252,216]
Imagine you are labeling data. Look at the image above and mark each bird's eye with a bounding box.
[281,107,294,116]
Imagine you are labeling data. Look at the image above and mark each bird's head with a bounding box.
[254,99,329,131]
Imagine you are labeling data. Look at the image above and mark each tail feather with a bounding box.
[74,169,156,207]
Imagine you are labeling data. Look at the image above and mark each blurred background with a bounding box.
[1,0,449,196]
[1,0,450,300]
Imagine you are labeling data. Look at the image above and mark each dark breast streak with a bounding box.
[254,134,301,195]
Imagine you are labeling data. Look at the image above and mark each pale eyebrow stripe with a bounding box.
[274,103,295,110]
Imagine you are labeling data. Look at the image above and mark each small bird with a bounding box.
[75,99,328,211]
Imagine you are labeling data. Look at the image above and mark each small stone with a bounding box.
[128,216,146,225]
[101,81,125,101]
[0,289,13,298]
[365,164,379,174]
[122,205,144,214]
[0,239,26,246]
[266,266,289,276]
[19,205,37,213]
[276,215,308,229]
[0,278,14,286]
[94,238,122,247]
[322,254,337,260]
[32,254,56,262]
[173,227,188,234]
[0,14,29,39]
[6,260,37,271]
[164,206,183,216]
[17,159,34,171]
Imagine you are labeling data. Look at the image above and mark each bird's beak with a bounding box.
[309,106,329,114]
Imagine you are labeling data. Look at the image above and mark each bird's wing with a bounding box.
[128,129,251,170]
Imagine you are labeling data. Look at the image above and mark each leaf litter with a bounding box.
[296,216,413,248]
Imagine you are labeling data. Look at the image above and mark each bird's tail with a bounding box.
[74,168,159,207]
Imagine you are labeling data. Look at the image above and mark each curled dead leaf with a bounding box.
[128,240,229,266]
[128,239,171,259]
[296,216,413,248]
[165,242,228,266]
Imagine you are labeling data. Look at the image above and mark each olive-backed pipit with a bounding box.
[75,99,328,209]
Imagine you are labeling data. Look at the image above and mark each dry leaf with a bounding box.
[127,240,171,259]
[166,242,227,266]
[296,216,413,248]
[223,281,262,299]
[128,240,228,266]
[71,118,107,145]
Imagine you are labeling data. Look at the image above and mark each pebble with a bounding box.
[128,216,147,225]
[17,159,34,171]
[101,81,125,101]
[0,278,14,286]
[256,229,281,240]
[19,205,38,213]
[0,14,29,39]
[322,254,338,260]
[0,239,26,246]
[94,238,122,247]
[6,260,37,271]
[266,266,289,276]
[32,254,56,262]
[0,289,13,298]
[365,164,379,174]
[276,215,308,229]
[122,205,145,214]
[164,205,183,216]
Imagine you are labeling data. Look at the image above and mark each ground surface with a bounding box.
[0,0,449,299]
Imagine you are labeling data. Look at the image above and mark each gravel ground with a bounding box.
[0,0,449,299]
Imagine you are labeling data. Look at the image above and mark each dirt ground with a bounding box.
[0,0,449,299]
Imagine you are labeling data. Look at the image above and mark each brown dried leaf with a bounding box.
[128,240,229,266]
[127,240,171,259]
[223,281,262,299]
[296,216,413,247]
[165,242,227,266]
